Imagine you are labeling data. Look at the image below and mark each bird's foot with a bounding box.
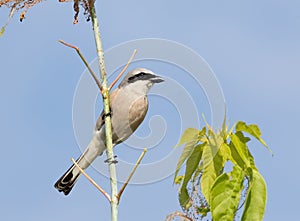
[102,111,112,120]
[104,155,118,164]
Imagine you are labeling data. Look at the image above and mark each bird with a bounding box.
[54,68,164,195]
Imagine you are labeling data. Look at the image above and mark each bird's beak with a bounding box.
[151,75,164,83]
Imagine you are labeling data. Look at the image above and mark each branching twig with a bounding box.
[108,49,137,91]
[117,148,147,203]
[71,158,111,202]
[58,39,103,93]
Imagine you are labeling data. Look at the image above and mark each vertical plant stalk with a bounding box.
[90,2,118,221]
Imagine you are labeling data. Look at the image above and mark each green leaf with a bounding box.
[220,109,235,141]
[201,144,217,204]
[213,148,225,177]
[229,133,251,169]
[235,122,265,144]
[179,185,190,209]
[219,142,232,162]
[200,130,227,204]
[220,110,227,138]
[197,206,210,217]
[211,166,245,221]
[211,132,228,176]
[242,170,267,221]
[174,175,184,185]
[175,128,201,148]
[247,148,257,170]
[222,110,227,134]
[179,143,205,207]
[184,143,205,183]
[174,127,205,180]
[192,164,203,183]
[198,126,207,139]
[235,131,251,143]
[236,121,272,154]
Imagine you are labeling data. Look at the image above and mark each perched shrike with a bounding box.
[54,68,164,195]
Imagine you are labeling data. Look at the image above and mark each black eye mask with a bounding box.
[128,72,159,83]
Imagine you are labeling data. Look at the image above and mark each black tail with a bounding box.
[54,163,81,195]
[55,140,104,195]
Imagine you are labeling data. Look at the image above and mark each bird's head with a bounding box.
[118,68,164,94]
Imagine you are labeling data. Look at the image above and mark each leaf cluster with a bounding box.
[174,120,271,221]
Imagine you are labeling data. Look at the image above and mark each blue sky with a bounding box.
[0,1,299,220]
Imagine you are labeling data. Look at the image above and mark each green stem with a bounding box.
[90,3,118,221]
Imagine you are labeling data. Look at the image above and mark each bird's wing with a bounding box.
[95,89,118,131]
[128,96,149,132]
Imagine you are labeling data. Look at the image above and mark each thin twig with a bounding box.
[165,211,193,221]
[117,148,147,202]
[237,176,250,211]
[108,49,137,91]
[71,158,111,202]
[7,6,16,24]
[0,6,16,37]
[58,39,103,93]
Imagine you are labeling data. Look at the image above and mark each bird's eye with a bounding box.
[128,76,135,81]
[137,72,147,77]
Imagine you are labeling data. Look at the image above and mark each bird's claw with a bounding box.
[104,155,118,164]
[102,111,112,120]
